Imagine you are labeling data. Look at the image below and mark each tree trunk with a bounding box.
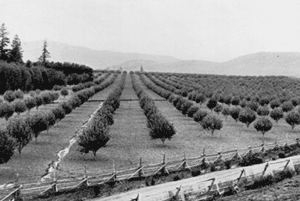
[93,151,97,160]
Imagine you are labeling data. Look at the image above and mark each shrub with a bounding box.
[0,129,16,164]
[285,111,300,129]
[3,90,16,102]
[238,107,256,127]
[201,115,223,135]
[270,108,283,123]
[193,110,208,122]
[7,116,32,154]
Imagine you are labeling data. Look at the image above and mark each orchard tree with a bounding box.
[270,108,283,123]
[14,89,24,99]
[238,108,256,127]
[24,97,36,112]
[3,90,16,102]
[231,96,240,106]
[27,113,48,141]
[193,110,208,122]
[181,101,193,115]
[78,120,110,159]
[60,88,69,98]
[201,115,223,135]
[0,102,14,121]
[246,101,259,112]
[0,129,15,164]
[35,96,43,110]
[254,118,273,143]
[149,115,176,146]
[221,107,230,120]
[230,106,241,123]
[281,101,294,113]
[7,116,32,154]
[45,111,56,134]
[214,104,223,115]
[285,111,300,129]
[187,106,199,118]
[257,106,270,116]
[12,100,27,115]
[195,93,206,105]
[0,23,10,61]
[206,98,218,111]
[270,99,281,109]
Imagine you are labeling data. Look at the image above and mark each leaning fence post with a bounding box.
[138,158,143,178]
[283,159,291,171]
[261,162,269,177]
[237,169,245,182]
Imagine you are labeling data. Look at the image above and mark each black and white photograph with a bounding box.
[1,1,300,200]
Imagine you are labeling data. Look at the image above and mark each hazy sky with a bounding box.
[1,0,300,62]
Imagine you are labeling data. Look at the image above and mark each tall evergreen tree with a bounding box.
[38,40,50,64]
[0,23,10,61]
[9,34,23,63]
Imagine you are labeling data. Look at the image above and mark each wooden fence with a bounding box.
[0,138,299,201]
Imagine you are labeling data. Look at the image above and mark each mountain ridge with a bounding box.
[23,40,300,77]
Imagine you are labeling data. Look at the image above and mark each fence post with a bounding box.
[261,143,265,153]
[283,159,291,171]
[237,169,245,182]
[138,158,143,178]
[161,153,167,174]
[261,162,270,177]
[84,165,87,179]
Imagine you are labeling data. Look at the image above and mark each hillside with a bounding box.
[23,41,300,76]
[22,40,178,69]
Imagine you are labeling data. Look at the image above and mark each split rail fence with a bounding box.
[1,138,299,201]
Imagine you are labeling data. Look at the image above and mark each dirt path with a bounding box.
[0,74,121,185]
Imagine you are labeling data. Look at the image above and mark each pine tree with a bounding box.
[38,40,50,64]
[0,23,10,61]
[9,35,23,63]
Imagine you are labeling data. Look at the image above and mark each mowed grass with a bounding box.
[0,75,121,185]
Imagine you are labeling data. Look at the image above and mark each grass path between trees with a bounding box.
[0,74,121,185]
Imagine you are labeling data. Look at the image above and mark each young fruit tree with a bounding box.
[3,90,16,102]
[238,108,256,127]
[214,104,223,115]
[24,97,36,112]
[12,100,27,115]
[206,98,218,111]
[78,120,110,159]
[230,107,241,123]
[60,88,69,98]
[285,111,300,129]
[27,113,48,141]
[221,107,230,119]
[200,115,223,135]
[281,101,294,113]
[149,113,176,146]
[193,110,208,123]
[7,116,32,154]
[187,106,199,118]
[254,118,273,143]
[270,108,283,123]
[257,106,270,116]
[0,129,16,164]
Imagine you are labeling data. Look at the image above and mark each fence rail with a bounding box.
[1,138,299,201]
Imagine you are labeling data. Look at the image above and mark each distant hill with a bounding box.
[111,52,300,77]
[22,40,178,69]
[23,41,300,77]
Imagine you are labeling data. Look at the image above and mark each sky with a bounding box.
[0,0,300,62]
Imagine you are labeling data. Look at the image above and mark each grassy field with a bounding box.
[0,75,121,185]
